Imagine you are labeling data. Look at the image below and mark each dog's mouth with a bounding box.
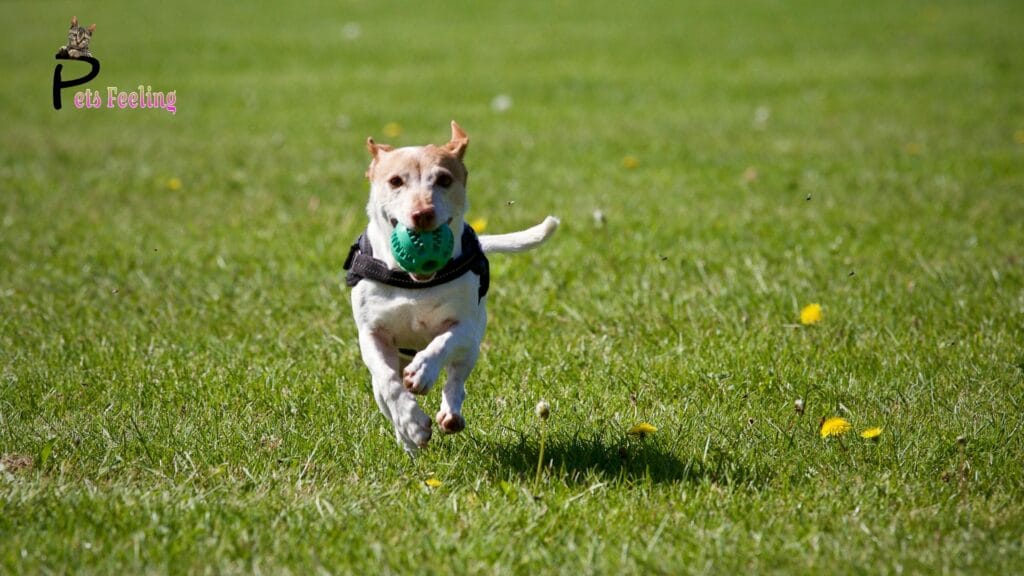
[387,215,454,233]
[383,213,455,283]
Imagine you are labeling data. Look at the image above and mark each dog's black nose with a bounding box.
[411,208,436,230]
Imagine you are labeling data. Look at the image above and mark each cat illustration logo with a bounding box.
[53,16,100,110]
[57,16,96,59]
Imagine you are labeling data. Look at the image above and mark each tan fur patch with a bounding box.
[366,145,468,185]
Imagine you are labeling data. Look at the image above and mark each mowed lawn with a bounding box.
[2,0,1023,573]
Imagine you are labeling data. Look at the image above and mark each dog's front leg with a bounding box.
[435,351,478,434]
[358,329,432,453]
[403,322,481,434]
[402,321,478,395]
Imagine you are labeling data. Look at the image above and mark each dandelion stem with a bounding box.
[534,420,547,487]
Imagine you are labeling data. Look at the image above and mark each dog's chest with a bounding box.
[352,275,483,349]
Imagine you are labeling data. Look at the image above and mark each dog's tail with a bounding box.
[478,216,560,254]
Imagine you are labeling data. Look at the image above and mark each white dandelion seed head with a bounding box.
[341,23,362,41]
[535,400,550,420]
[753,105,770,130]
[491,94,513,113]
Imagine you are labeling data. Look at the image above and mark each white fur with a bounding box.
[479,216,561,254]
[351,140,558,454]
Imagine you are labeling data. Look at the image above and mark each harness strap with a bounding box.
[344,225,489,301]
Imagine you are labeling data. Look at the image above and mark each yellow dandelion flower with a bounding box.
[622,155,639,169]
[820,416,852,439]
[1015,130,1024,144]
[800,303,822,325]
[860,427,882,440]
[166,177,182,191]
[904,142,922,155]
[628,422,657,436]
[469,217,488,233]
[383,122,402,139]
[424,478,442,488]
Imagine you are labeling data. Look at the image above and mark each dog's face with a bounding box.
[365,122,470,237]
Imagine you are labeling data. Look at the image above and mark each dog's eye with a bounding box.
[388,176,404,188]
[435,173,453,188]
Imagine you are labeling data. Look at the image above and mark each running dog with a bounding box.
[344,121,558,453]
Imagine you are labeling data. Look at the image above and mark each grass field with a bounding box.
[3,0,1024,573]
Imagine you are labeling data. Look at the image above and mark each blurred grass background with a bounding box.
[2,0,1023,573]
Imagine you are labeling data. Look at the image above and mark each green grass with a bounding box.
[2,0,1024,573]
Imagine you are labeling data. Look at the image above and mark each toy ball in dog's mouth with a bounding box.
[390,223,454,277]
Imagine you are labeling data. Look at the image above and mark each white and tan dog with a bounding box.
[346,121,558,454]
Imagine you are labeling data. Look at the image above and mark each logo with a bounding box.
[52,16,177,115]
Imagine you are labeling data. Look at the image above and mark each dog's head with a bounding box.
[364,121,470,238]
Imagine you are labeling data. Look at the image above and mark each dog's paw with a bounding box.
[435,409,465,434]
[403,355,441,395]
[396,409,433,452]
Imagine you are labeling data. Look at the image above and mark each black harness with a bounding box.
[343,225,489,301]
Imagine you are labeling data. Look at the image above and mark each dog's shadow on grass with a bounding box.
[473,429,767,486]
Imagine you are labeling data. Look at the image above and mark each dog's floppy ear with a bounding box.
[443,121,469,160]
[366,137,393,159]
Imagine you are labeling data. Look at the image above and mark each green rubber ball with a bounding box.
[390,223,454,275]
